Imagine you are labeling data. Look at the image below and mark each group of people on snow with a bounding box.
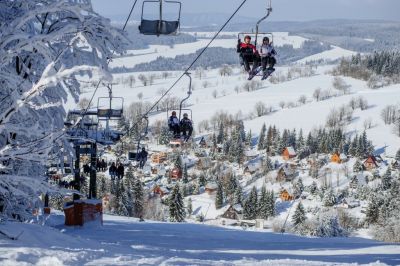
[237,35,276,80]
[109,162,125,180]
[168,111,193,141]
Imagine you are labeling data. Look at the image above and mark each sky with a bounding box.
[91,0,400,22]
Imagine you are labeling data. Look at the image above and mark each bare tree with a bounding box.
[279,101,286,109]
[137,92,143,100]
[254,101,267,117]
[212,89,218,99]
[298,95,307,105]
[332,76,350,94]
[363,117,373,130]
[128,75,135,88]
[219,65,233,76]
[138,74,148,86]
[381,105,398,125]
[149,74,157,85]
[357,96,369,110]
[313,88,322,101]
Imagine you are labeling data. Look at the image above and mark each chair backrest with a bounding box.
[139,19,179,35]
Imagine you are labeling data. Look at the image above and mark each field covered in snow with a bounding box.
[1,213,400,265]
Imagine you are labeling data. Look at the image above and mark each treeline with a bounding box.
[257,125,373,159]
[334,51,400,88]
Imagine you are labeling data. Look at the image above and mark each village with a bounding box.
[50,121,398,236]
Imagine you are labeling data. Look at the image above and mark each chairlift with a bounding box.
[97,97,124,119]
[237,0,273,74]
[139,0,182,36]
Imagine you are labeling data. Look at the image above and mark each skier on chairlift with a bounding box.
[180,113,193,142]
[168,111,180,138]
[237,35,260,77]
[259,36,276,80]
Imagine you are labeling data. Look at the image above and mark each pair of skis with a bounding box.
[247,67,275,81]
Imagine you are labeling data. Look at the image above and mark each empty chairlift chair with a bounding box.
[139,0,181,36]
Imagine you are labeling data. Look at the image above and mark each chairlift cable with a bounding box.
[128,0,249,134]
[81,0,139,121]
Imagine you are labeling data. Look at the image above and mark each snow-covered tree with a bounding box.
[169,183,185,222]
[133,178,144,218]
[186,198,192,218]
[244,186,258,219]
[257,185,268,219]
[396,149,400,161]
[182,164,189,183]
[353,160,364,173]
[233,185,243,205]
[382,167,392,190]
[323,189,337,207]
[293,178,304,198]
[215,182,224,209]
[257,123,266,150]
[292,202,306,227]
[0,0,125,220]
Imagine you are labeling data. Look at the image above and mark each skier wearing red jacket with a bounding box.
[237,35,260,75]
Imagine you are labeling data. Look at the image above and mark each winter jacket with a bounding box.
[237,42,257,56]
[180,117,193,130]
[259,44,276,58]
[168,115,179,127]
[138,150,148,160]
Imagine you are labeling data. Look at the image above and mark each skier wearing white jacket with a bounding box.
[259,36,276,73]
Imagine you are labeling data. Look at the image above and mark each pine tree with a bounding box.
[396,149,400,161]
[323,189,336,207]
[244,186,258,219]
[227,175,238,203]
[217,123,224,144]
[353,160,364,173]
[309,181,318,195]
[297,129,305,150]
[174,154,183,170]
[169,183,185,222]
[382,167,392,190]
[199,173,206,187]
[293,178,304,198]
[365,194,380,225]
[258,185,268,219]
[215,182,224,209]
[257,123,266,150]
[263,155,273,174]
[292,202,306,227]
[348,135,358,157]
[159,126,171,145]
[267,190,276,217]
[246,130,252,146]
[212,133,217,149]
[133,178,144,218]
[193,180,200,195]
[233,185,243,205]
[187,198,193,218]
[183,164,189,183]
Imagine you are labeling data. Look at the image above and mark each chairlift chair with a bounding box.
[238,0,273,75]
[139,0,182,36]
[97,96,124,119]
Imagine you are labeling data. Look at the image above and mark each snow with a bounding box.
[297,45,358,63]
[0,213,399,265]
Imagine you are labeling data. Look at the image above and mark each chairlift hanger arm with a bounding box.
[255,1,273,47]
[178,72,192,121]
